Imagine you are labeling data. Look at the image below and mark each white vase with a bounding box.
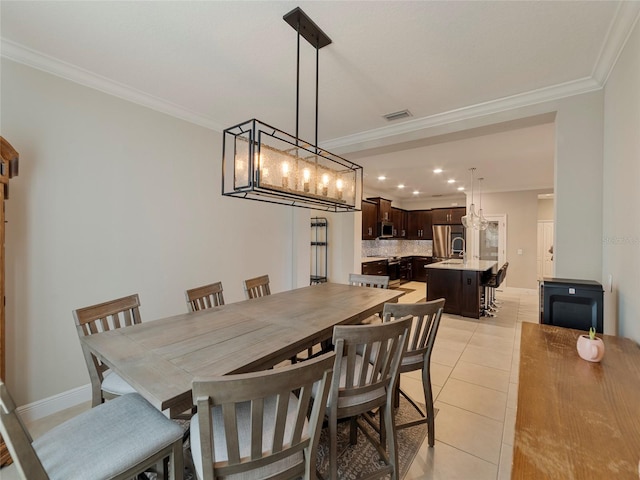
[576,334,605,362]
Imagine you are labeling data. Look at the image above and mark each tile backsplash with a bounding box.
[362,239,432,258]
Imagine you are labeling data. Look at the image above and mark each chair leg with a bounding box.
[349,417,358,445]
[329,409,339,480]
[169,440,184,480]
[422,367,436,447]
[383,404,398,480]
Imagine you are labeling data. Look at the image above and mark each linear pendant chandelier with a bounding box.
[222,7,363,212]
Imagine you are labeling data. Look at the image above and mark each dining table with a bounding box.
[513,322,640,479]
[80,282,404,414]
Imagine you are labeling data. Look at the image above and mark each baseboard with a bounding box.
[17,384,91,424]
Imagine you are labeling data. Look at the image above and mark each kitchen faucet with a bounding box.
[451,236,466,263]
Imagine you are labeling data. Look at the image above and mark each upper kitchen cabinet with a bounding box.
[431,207,466,225]
[368,197,392,222]
[362,200,377,240]
[391,207,407,238]
[407,210,432,240]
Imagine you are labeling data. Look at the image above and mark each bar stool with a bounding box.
[481,263,507,317]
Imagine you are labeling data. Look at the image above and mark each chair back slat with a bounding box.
[186,282,225,312]
[222,403,241,464]
[192,353,334,479]
[243,275,271,299]
[271,392,290,454]
[0,382,49,480]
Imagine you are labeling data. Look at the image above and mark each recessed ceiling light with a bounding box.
[398,184,405,189]
[377,175,386,181]
[457,186,465,191]
[413,190,419,195]
[433,168,443,174]
[447,179,455,184]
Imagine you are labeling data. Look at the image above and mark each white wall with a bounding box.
[474,190,540,290]
[1,59,309,405]
[537,198,554,221]
[602,18,640,340]
[554,92,604,282]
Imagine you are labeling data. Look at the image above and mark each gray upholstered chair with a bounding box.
[0,381,184,480]
[243,274,271,299]
[73,294,142,407]
[381,298,445,447]
[190,353,334,480]
[186,281,225,312]
[321,317,411,480]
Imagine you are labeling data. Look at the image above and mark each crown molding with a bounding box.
[4,0,638,147]
[591,1,640,85]
[1,38,224,131]
[322,76,601,152]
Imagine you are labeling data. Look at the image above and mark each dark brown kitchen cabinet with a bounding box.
[362,200,377,240]
[411,256,432,282]
[460,270,482,318]
[361,259,388,276]
[399,257,411,283]
[368,197,392,222]
[407,210,432,240]
[431,207,466,225]
[391,207,407,238]
[426,269,462,315]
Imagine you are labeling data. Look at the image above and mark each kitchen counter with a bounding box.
[426,259,497,272]
[362,254,431,263]
[426,260,496,318]
[361,257,388,263]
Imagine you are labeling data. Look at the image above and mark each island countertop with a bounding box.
[426,259,496,272]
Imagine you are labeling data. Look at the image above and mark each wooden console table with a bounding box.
[513,323,640,479]
[0,137,19,467]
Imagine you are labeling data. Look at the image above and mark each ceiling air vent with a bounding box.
[383,109,412,122]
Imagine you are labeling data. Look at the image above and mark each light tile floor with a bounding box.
[398,281,538,480]
[2,281,538,480]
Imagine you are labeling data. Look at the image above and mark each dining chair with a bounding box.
[0,381,184,480]
[186,281,225,312]
[73,294,142,407]
[381,298,445,447]
[348,273,390,289]
[190,352,335,480]
[322,316,412,480]
[348,273,390,324]
[243,274,271,299]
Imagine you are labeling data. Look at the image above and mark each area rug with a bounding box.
[315,397,431,479]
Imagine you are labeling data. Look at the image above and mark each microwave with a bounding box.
[378,221,394,238]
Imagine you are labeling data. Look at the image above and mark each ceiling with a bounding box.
[2,1,637,201]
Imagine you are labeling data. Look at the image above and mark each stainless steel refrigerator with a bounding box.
[432,225,465,261]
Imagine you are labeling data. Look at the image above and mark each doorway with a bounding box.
[472,214,508,288]
[537,221,554,279]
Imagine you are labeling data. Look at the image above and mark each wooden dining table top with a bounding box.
[513,323,640,479]
[80,282,403,412]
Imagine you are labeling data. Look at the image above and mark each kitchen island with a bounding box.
[425,259,496,318]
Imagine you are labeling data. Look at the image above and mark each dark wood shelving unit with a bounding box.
[311,217,328,284]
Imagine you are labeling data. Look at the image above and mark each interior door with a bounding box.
[537,221,554,279]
